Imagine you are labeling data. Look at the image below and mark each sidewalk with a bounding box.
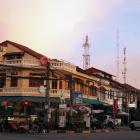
[114,126,130,131]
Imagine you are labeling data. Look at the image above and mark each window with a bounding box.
[100,87,106,100]
[52,80,57,89]
[11,72,18,87]
[92,86,97,96]
[29,73,44,87]
[0,73,6,88]
[110,89,114,99]
[59,81,62,89]
[0,46,3,52]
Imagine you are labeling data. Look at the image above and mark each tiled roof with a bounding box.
[123,83,138,92]
[85,67,114,77]
[0,40,43,59]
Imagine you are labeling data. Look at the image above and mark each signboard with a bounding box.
[72,92,83,104]
[39,85,46,93]
[129,103,136,108]
[58,116,66,128]
[84,114,90,128]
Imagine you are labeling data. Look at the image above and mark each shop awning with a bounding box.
[83,98,103,105]
[0,96,61,104]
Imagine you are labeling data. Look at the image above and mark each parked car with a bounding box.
[130,121,140,130]
[94,115,121,129]
[103,115,121,128]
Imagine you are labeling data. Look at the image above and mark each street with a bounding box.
[0,130,140,140]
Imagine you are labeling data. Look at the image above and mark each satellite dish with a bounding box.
[39,85,46,93]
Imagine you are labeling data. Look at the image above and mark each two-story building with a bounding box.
[0,40,139,118]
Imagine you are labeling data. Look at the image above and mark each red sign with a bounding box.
[40,56,48,65]
[113,99,118,114]
[21,101,30,106]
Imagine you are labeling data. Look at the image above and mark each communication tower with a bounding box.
[122,47,127,83]
[83,35,90,69]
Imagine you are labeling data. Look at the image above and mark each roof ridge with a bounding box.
[1,40,44,59]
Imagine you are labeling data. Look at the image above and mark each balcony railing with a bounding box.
[50,89,70,98]
[4,59,76,73]
[4,59,41,66]
[50,60,76,73]
[0,87,70,98]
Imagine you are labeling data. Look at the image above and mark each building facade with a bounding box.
[0,40,139,117]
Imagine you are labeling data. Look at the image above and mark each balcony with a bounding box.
[4,59,41,66]
[0,87,70,98]
[50,60,76,73]
[50,89,70,98]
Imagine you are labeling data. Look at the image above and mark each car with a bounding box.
[130,121,140,130]
[95,115,121,129]
[104,115,121,128]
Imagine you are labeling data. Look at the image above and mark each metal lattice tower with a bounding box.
[122,47,127,83]
[83,35,90,69]
[116,29,120,81]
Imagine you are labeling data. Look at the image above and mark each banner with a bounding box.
[113,99,118,114]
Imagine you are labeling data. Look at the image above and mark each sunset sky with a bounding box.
[0,0,140,88]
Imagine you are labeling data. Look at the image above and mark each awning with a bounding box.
[83,98,103,105]
[0,96,61,103]
[118,112,129,116]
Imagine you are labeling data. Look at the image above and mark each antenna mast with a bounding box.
[116,29,120,81]
[83,35,90,69]
[122,47,127,83]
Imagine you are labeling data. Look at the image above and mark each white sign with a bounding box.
[39,86,46,93]
[129,103,136,108]
[84,114,90,128]
[59,116,66,128]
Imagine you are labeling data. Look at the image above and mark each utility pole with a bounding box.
[69,75,73,115]
[45,61,51,124]
[40,56,51,125]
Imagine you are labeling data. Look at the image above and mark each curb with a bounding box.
[66,130,75,134]
[82,130,91,134]
[48,128,114,134]
[48,130,57,134]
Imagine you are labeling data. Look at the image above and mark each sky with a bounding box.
[0,0,140,88]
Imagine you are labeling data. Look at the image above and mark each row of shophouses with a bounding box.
[0,40,140,117]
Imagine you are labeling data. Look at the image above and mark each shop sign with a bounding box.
[72,92,83,104]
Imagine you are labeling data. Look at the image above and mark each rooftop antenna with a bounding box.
[83,35,90,69]
[116,29,120,81]
[122,47,127,83]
